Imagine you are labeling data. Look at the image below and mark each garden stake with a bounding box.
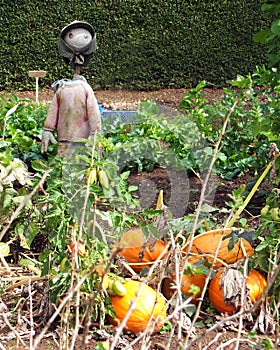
[227,151,280,228]
[28,70,46,103]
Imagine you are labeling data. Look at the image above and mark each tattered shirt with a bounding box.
[44,79,102,142]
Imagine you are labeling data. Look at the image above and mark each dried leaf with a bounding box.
[220,268,253,320]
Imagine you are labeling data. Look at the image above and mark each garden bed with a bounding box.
[0,87,278,350]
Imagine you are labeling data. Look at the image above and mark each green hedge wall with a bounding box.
[0,0,270,91]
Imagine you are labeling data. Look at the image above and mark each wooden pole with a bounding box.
[28,70,46,103]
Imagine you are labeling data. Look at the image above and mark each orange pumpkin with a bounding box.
[109,280,166,334]
[116,228,168,273]
[162,257,206,300]
[181,270,206,298]
[209,269,267,315]
[246,269,267,303]
[182,229,254,268]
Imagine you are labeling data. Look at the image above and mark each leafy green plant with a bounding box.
[0,149,33,233]
[0,94,48,162]
[102,99,214,177]
[253,0,280,69]
[178,77,279,180]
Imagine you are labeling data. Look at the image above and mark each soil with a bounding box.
[14,87,225,110]
[2,88,276,350]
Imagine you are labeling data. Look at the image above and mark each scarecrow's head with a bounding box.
[58,20,96,69]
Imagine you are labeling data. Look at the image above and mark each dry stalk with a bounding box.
[77,131,98,241]
[56,133,100,350]
[66,225,82,350]
[235,248,249,350]
[139,235,181,350]
[182,227,239,347]
[184,252,280,349]
[202,332,223,350]
[169,230,187,341]
[227,149,280,228]
[182,99,240,347]
[1,311,26,347]
[0,254,11,272]
[216,337,257,349]
[32,266,97,349]
[5,275,49,291]
[28,280,35,349]
[79,249,120,349]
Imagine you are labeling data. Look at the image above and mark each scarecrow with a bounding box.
[41,21,102,156]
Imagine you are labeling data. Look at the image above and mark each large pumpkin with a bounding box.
[209,269,267,314]
[116,228,168,273]
[109,280,166,334]
[182,229,254,268]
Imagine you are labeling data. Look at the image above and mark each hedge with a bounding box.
[0,0,270,91]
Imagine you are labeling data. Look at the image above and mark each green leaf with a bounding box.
[271,20,280,35]
[19,258,36,267]
[253,29,269,44]
[0,242,10,257]
[26,222,39,247]
[31,160,49,172]
[5,104,19,118]
[230,74,252,88]
[19,234,30,250]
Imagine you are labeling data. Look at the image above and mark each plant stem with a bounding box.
[227,152,280,228]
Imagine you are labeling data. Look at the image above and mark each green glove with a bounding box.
[41,129,58,153]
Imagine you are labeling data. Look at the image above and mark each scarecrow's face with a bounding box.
[64,28,92,53]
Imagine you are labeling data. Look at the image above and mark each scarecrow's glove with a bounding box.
[41,129,58,153]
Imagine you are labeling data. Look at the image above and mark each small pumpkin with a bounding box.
[181,270,206,298]
[209,269,267,315]
[246,269,267,303]
[116,228,168,273]
[109,280,166,334]
[182,229,254,268]
[162,257,206,300]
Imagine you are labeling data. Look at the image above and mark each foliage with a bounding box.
[178,76,280,180]
[102,100,211,175]
[0,0,270,91]
[0,151,34,242]
[0,94,48,162]
[254,0,280,68]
